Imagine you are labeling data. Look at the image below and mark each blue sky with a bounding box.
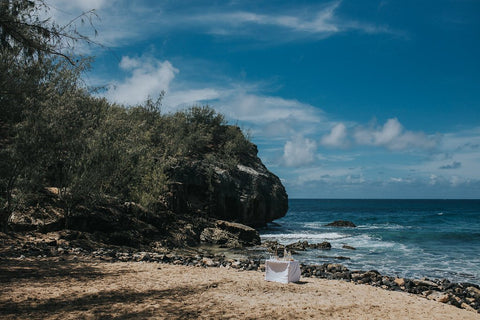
[47,0,480,198]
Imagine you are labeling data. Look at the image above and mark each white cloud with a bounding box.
[183,1,395,39]
[282,136,317,167]
[104,56,178,106]
[293,166,360,184]
[99,56,327,141]
[220,93,322,124]
[164,89,221,109]
[321,123,348,147]
[354,118,438,150]
[47,0,110,12]
[197,3,340,35]
[345,174,365,184]
[45,0,396,51]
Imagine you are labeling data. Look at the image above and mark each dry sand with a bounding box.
[1,257,479,320]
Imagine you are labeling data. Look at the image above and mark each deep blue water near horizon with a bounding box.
[258,199,480,285]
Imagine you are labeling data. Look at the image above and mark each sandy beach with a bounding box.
[1,257,479,320]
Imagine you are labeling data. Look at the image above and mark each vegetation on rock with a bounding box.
[0,0,287,236]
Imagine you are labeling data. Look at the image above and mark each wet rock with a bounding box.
[311,242,332,250]
[286,241,309,251]
[325,220,356,228]
[342,245,356,250]
[317,255,350,260]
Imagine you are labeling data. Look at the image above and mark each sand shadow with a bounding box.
[0,258,107,283]
[0,282,217,319]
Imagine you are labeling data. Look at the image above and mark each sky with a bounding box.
[45,0,480,199]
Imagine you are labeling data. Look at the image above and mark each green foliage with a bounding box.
[1,0,97,64]
[0,1,253,230]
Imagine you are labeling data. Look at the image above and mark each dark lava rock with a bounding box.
[164,140,288,227]
[310,241,332,250]
[286,241,309,251]
[325,220,357,228]
[317,255,351,260]
[200,220,260,248]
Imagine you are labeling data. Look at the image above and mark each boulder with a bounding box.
[311,241,332,250]
[286,241,309,251]
[325,220,356,228]
[285,240,332,251]
[427,292,451,303]
[200,220,260,248]
[8,206,65,232]
[413,279,439,288]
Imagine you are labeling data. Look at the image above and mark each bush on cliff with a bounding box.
[0,1,286,234]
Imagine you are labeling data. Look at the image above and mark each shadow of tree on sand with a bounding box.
[0,283,215,319]
[0,258,108,283]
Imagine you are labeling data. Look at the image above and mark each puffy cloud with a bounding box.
[321,123,348,147]
[104,56,178,106]
[282,136,317,167]
[220,93,322,124]
[100,56,326,138]
[354,118,438,150]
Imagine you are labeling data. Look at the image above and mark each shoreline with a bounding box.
[1,231,479,316]
[1,256,479,319]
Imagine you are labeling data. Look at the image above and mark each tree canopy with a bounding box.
[0,0,252,231]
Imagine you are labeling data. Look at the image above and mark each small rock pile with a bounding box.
[263,240,332,256]
[300,263,480,312]
[1,235,479,314]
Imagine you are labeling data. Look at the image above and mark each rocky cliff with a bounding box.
[6,134,287,249]
[165,143,288,227]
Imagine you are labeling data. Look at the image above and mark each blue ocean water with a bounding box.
[259,199,480,285]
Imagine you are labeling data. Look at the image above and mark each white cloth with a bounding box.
[265,259,301,284]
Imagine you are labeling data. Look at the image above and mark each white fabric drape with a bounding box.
[265,260,301,283]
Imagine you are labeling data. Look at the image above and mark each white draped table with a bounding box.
[265,259,301,284]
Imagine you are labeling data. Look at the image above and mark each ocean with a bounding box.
[258,199,480,285]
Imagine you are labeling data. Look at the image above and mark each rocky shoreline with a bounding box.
[1,232,479,314]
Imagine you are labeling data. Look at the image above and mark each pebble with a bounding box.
[3,239,480,314]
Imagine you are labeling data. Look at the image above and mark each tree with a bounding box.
[0,0,97,64]
[0,0,96,231]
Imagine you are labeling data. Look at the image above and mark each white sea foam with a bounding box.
[357,223,413,230]
[261,232,346,243]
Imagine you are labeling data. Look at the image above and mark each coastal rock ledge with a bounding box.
[166,149,288,227]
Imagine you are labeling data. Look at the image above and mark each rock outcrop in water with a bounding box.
[325,220,357,228]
